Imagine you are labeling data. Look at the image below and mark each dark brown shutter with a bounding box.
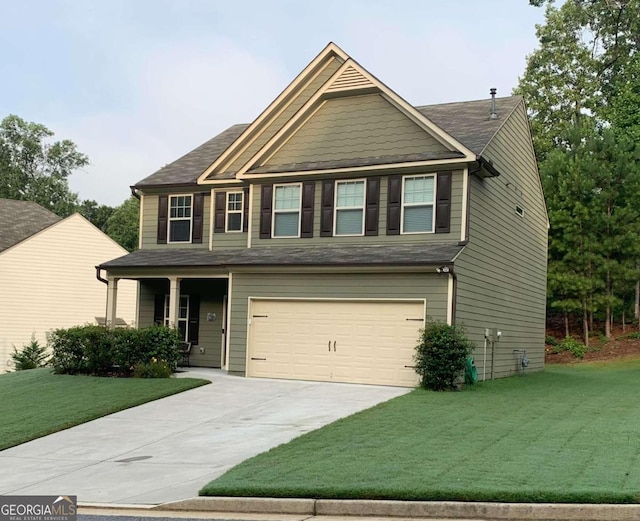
[260,184,273,239]
[153,295,165,326]
[320,180,334,237]
[435,172,452,234]
[301,181,315,238]
[214,191,226,233]
[365,177,380,236]
[386,175,401,235]
[187,295,200,345]
[192,193,205,243]
[157,195,168,244]
[242,187,249,232]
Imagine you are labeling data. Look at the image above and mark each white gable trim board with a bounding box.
[246,297,425,387]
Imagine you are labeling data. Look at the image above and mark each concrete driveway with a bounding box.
[0,369,409,505]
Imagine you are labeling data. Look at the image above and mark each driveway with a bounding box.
[0,369,409,505]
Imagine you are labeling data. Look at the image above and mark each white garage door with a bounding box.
[247,299,424,387]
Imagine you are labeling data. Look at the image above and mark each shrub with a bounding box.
[132,358,173,378]
[545,335,559,346]
[557,336,585,359]
[9,336,49,371]
[414,321,474,391]
[624,331,640,340]
[50,325,182,376]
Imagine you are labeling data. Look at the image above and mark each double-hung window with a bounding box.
[169,195,192,242]
[226,191,243,232]
[273,184,301,237]
[402,175,435,233]
[335,180,365,236]
[163,295,189,341]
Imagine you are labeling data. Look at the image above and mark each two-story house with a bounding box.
[99,43,548,387]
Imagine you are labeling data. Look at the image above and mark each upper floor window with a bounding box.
[226,191,243,232]
[273,184,301,237]
[169,195,192,242]
[402,175,435,234]
[335,180,365,236]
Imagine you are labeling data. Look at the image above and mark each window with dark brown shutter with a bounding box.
[243,187,249,232]
[320,180,334,237]
[365,177,380,236]
[192,193,205,243]
[260,184,273,239]
[214,192,226,233]
[386,175,401,235]
[188,295,200,345]
[157,195,168,244]
[435,172,452,234]
[301,181,315,238]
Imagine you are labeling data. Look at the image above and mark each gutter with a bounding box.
[130,186,141,200]
[96,266,108,285]
[472,155,500,178]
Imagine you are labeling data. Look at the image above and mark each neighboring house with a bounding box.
[100,43,548,387]
[0,199,137,369]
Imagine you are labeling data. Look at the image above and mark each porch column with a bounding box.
[105,277,119,329]
[168,277,181,327]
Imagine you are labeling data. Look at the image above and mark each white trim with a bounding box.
[400,174,436,235]
[199,179,245,186]
[247,184,254,248]
[167,194,193,244]
[138,193,144,250]
[333,178,366,237]
[208,188,215,250]
[271,182,302,238]
[197,43,348,184]
[460,168,469,242]
[225,191,244,232]
[515,204,525,218]
[446,275,454,325]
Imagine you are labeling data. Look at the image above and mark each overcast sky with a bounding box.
[0,1,546,206]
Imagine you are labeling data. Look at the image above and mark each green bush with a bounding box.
[50,325,182,376]
[9,336,49,371]
[557,336,586,358]
[545,335,559,346]
[132,358,173,378]
[414,321,474,391]
[623,331,640,340]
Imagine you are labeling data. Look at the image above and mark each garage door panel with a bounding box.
[247,299,423,387]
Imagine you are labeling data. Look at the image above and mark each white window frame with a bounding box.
[168,194,193,243]
[401,174,436,235]
[226,191,244,233]
[164,294,189,341]
[515,204,525,218]
[272,183,302,238]
[334,179,366,237]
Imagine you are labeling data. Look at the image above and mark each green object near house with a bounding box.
[465,356,478,385]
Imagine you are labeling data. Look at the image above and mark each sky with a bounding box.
[0,0,547,207]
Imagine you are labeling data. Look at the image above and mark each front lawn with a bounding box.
[201,359,640,503]
[0,368,208,450]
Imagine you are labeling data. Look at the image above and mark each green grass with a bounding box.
[201,360,640,503]
[0,368,209,450]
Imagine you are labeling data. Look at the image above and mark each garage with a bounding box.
[247,298,425,387]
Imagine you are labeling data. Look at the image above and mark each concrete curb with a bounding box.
[156,497,640,521]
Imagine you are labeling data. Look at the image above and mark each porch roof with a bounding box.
[99,243,464,270]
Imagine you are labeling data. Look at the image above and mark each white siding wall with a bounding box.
[0,214,137,369]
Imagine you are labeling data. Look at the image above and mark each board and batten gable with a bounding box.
[227,271,450,375]
[0,213,137,368]
[454,100,548,379]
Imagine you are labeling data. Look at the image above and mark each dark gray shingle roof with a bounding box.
[417,96,522,154]
[134,96,522,188]
[100,243,464,269]
[0,199,62,253]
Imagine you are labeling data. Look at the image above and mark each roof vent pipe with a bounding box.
[489,88,498,119]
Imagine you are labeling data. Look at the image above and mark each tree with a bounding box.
[105,196,139,252]
[77,199,115,231]
[0,115,88,216]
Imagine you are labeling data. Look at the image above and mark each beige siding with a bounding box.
[0,214,137,368]
[454,102,548,379]
[138,279,226,368]
[251,173,463,247]
[266,94,448,167]
[228,271,449,375]
[224,57,343,174]
[140,192,211,250]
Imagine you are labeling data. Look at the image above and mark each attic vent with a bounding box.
[326,65,374,92]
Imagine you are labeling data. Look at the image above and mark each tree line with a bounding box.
[518,0,640,344]
[0,114,139,252]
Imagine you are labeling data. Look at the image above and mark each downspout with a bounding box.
[96,266,108,285]
[96,266,108,326]
[130,186,141,200]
